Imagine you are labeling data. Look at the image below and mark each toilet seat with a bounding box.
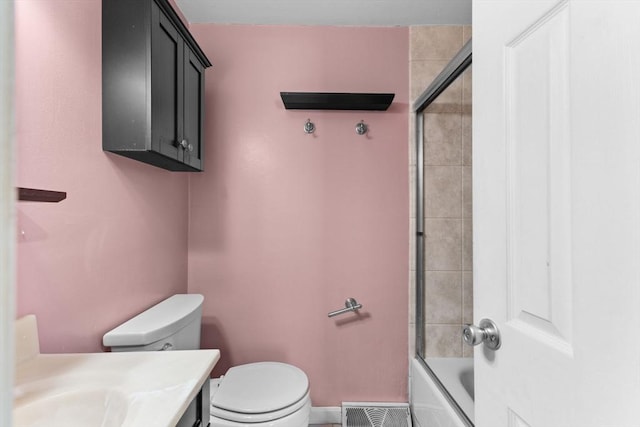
[210,362,310,423]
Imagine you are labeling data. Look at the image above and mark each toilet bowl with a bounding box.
[102,294,311,427]
[209,362,311,427]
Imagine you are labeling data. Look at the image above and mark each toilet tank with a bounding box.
[103,294,204,352]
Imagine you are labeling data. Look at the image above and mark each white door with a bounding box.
[473,1,640,426]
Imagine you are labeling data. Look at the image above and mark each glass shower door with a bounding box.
[414,41,473,425]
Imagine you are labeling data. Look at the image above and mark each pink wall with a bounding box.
[15,0,189,353]
[187,24,409,405]
[15,0,410,405]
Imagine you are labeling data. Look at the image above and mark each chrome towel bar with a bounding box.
[328,298,363,318]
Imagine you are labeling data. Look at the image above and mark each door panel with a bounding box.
[505,2,572,352]
[474,1,640,426]
[151,2,183,161]
[182,49,204,170]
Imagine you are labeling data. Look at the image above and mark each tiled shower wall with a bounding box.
[409,26,472,359]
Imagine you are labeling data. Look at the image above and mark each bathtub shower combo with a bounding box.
[412,40,474,427]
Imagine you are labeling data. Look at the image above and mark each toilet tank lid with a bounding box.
[102,294,204,347]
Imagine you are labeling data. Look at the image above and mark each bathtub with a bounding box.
[410,357,474,427]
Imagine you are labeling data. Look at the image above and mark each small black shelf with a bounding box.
[280,92,395,111]
[18,187,67,203]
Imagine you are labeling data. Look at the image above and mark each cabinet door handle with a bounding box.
[180,139,189,150]
[187,143,194,152]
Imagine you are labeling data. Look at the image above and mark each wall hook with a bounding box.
[304,119,316,134]
[355,120,368,135]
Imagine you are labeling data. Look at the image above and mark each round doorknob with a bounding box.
[463,324,485,346]
[462,318,501,350]
[180,139,189,149]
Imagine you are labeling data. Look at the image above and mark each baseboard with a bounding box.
[310,406,342,425]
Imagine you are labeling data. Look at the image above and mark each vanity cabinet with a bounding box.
[102,0,211,172]
[176,381,210,427]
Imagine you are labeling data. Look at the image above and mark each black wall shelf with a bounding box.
[280,92,395,111]
[18,188,67,203]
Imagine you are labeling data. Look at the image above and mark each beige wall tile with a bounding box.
[425,324,463,357]
[425,166,462,218]
[463,218,473,271]
[462,271,473,324]
[463,166,472,218]
[425,271,462,324]
[424,219,462,270]
[462,112,472,166]
[411,26,464,61]
[411,60,450,103]
[424,113,462,166]
[463,25,472,45]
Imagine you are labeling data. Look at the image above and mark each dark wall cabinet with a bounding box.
[103,0,212,172]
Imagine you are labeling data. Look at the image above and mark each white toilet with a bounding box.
[102,294,311,427]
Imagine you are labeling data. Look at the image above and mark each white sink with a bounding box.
[13,315,220,427]
[14,388,129,427]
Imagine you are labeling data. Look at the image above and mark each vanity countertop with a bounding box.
[13,315,220,427]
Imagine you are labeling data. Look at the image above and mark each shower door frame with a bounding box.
[414,39,473,427]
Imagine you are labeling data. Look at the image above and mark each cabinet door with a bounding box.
[182,48,205,170]
[151,2,183,161]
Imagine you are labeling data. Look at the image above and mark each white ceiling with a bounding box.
[174,0,472,26]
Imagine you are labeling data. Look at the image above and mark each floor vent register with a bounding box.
[342,402,412,427]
